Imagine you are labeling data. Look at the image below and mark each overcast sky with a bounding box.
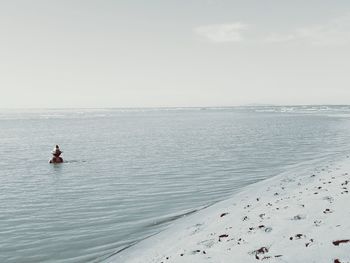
[1,0,350,108]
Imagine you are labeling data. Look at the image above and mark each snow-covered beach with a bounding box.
[108,156,350,263]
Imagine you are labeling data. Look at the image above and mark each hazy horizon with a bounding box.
[1,0,350,108]
[3,104,350,111]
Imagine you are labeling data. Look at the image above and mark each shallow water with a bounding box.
[1,106,350,262]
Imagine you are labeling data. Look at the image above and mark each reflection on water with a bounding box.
[0,107,350,263]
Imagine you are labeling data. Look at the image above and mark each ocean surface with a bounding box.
[1,106,350,263]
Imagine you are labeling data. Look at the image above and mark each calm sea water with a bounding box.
[1,106,350,263]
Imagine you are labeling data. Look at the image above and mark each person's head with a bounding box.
[52,145,62,156]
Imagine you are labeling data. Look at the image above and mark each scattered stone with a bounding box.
[265,227,273,233]
[256,247,269,253]
[323,208,332,214]
[332,240,350,246]
[292,214,305,220]
[291,234,304,239]
[305,239,314,247]
[341,180,349,186]
[252,247,269,260]
[220,212,228,217]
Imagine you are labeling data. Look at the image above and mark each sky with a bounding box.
[1,0,350,108]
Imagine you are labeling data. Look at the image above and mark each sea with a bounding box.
[1,106,350,263]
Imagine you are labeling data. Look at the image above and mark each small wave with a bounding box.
[63,160,87,164]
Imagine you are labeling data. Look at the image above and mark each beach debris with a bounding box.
[314,220,322,227]
[220,212,228,217]
[290,234,305,240]
[291,214,306,220]
[332,240,350,246]
[124,159,350,263]
[341,180,349,186]
[251,246,269,260]
[218,234,228,241]
[323,208,333,214]
[305,239,314,247]
[264,227,272,233]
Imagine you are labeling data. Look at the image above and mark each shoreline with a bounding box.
[105,156,350,263]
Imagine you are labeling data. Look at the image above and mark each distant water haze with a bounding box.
[1,106,350,262]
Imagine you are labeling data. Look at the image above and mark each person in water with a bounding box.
[50,145,64,163]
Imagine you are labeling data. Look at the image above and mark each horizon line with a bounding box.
[1,104,350,110]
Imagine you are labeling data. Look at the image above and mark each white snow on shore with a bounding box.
[107,157,350,263]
